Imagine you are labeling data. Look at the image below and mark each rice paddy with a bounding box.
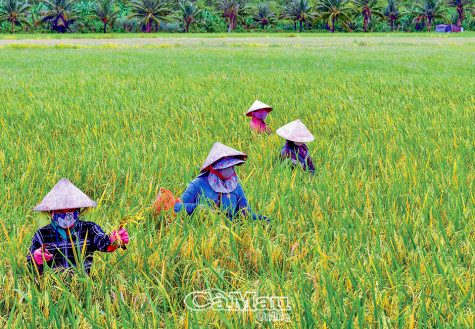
[0,35,474,328]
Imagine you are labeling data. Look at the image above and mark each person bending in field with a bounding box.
[277,119,316,176]
[174,142,269,223]
[246,100,273,135]
[27,178,129,275]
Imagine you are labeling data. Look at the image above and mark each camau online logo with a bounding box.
[184,289,291,322]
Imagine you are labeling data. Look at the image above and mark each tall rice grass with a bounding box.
[0,37,474,327]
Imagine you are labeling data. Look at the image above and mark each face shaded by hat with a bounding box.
[33,178,98,212]
[276,119,315,143]
[245,100,273,117]
[200,142,248,173]
[212,157,245,170]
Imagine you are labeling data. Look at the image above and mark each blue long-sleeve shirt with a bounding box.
[174,174,267,221]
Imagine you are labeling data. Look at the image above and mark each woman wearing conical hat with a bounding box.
[27,178,130,275]
[246,100,273,135]
[174,142,268,222]
[277,119,316,176]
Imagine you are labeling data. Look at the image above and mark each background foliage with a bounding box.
[0,0,474,33]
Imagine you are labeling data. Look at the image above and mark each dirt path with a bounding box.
[0,36,471,48]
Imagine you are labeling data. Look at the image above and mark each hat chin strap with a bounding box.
[209,167,234,180]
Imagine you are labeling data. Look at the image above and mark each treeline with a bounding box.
[0,0,473,34]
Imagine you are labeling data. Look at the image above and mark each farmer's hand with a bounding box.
[112,228,130,245]
[33,248,53,265]
[107,228,130,252]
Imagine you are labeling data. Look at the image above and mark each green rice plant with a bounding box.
[0,35,474,328]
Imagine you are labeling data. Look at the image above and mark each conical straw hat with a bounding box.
[246,100,273,117]
[33,178,98,211]
[276,119,315,143]
[200,142,248,172]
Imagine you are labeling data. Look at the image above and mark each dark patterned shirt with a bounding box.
[27,220,112,275]
[280,141,316,175]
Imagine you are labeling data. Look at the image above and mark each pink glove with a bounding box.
[107,228,130,252]
[33,248,53,265]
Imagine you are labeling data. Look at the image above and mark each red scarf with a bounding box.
[208,167,234,180]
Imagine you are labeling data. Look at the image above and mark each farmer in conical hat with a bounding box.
[277,119,316,176]
[27,178,130,275]
[246,100,273,135]
[174,142,268,222]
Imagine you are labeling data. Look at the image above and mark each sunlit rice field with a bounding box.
[1,35,474,328]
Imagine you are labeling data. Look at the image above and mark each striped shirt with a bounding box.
[27,220,111,275]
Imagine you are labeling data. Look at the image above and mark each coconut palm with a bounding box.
[446,0,474,26]
[283,0,317,32]
[316,0,351,32]
[295,0,318,31]
[411,0,447,31]
[36,0,80,33]
[252,4,276,29]
[127,0,174,33]
[351,0,383,32]
[383,0,400,31]
[0,0,31,34]
[216,0,248,33]
[178,0,201,32]
[88,0,118,33]
[282,0,300,30]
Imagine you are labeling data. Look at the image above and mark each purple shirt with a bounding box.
[280,141,316,174]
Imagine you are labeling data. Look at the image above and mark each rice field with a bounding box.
[0,35,474,328]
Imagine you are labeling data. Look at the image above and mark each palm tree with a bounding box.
[411,0,447,31]
[351,0,383,32]
[88,0,118,33]
[295,0,318,32]
[36,0,80,33]
[446,0,474,26]
[178,0,201,32]
[127,0,174,33]
[316,0,351,32]
[0,0,31,34]
[383,0,400,31]
[252,4,276,29]
[282,0,300,31]
[283,0,317,32]
[216,0,248,33]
